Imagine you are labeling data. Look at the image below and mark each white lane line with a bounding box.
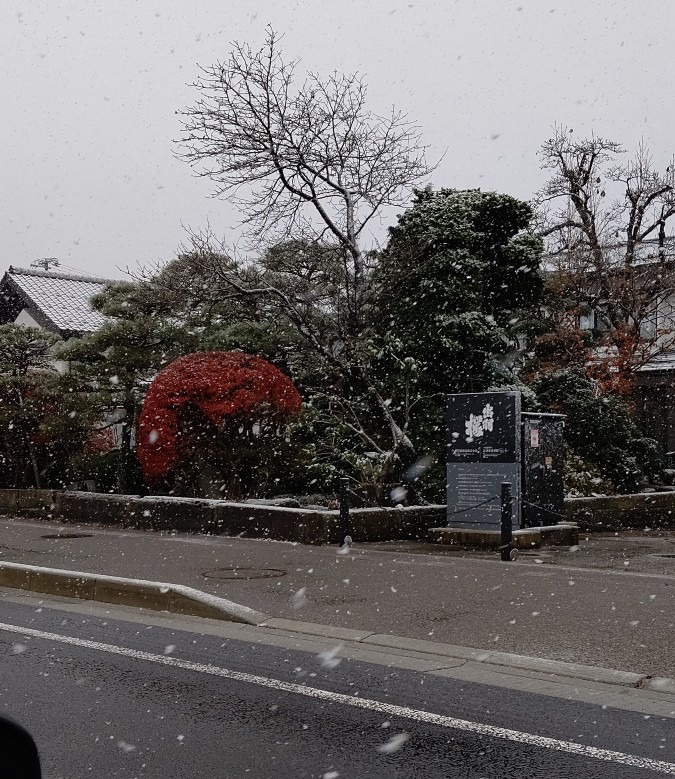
[1,621,673,775]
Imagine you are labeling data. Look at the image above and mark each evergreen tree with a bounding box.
[533,368,662,494]
[0,324,91,488]
[58,281,194,493]
[378,187,544,390]
[374,188,545,498]
[146,237,413,503]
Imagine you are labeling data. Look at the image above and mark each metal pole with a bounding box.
[500,481,513,562]
[339,477,350,546]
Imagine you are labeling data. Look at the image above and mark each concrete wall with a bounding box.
[346,506,447,542]
[0,490,446,545]
[7,487,674,539]
[566,491,675,531]
[0,489,57,513]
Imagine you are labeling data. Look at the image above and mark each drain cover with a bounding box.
[41,533,94,539]
[650,553,675,559]
[202,567,287,580]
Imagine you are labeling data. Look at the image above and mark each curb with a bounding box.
[256,618,655,689]
[0,562,268,626]
[1,562,672,694]
[428,523,579,550]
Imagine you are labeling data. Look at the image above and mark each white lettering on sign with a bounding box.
[464,403,494,443]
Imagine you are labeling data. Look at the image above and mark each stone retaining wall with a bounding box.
[3,488,672,541]
[565,491,675,531]
[0,489,57,512]
[0,489,446,545]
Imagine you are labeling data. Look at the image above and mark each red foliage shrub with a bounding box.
[137,351,302,482]
[84,427,117,456]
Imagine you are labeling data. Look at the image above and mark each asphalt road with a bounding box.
[1,517,674,676]
[0,595,672,778]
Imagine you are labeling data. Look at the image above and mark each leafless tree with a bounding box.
[178,27,434,335]
[174,29,436,492]
[535,125,675,390]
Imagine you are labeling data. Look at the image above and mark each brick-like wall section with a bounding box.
[0,490,447,545]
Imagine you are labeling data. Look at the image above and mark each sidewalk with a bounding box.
[0,516,673,678]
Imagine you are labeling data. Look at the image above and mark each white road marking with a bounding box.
[0,620,673,774]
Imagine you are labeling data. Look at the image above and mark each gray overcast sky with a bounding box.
[1,0,673,279]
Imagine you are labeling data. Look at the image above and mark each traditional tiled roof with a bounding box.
[0,266,112,336]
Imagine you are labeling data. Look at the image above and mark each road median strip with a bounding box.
[0,560,671,696]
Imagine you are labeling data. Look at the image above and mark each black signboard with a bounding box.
[447,392,520,463]
[446,392,521,529]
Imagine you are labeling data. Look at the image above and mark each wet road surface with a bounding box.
[0,595,672,778]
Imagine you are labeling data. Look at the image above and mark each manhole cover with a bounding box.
[650,553,675,559]
[202,567,287,580]
[41,533,94,539]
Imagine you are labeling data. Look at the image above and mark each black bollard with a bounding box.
[339,477,350,546]
[500,481,513,562]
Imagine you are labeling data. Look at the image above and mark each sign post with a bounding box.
[446,391,521,529]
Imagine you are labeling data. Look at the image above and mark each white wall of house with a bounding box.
[12,305,124,456]
[579,311,594,331]
[13,308,70,373]
[14,308,41,329]
[655,294,675,344]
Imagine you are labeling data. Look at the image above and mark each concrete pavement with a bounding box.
[0,517,673,677]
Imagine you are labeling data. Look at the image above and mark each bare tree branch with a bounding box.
[535,126,675,392]
[177,26,435,336]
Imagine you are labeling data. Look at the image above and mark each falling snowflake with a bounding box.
[292,587,307,609]
[377,733,410,753]
[317,645,342,669]
[390,486,407,503]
